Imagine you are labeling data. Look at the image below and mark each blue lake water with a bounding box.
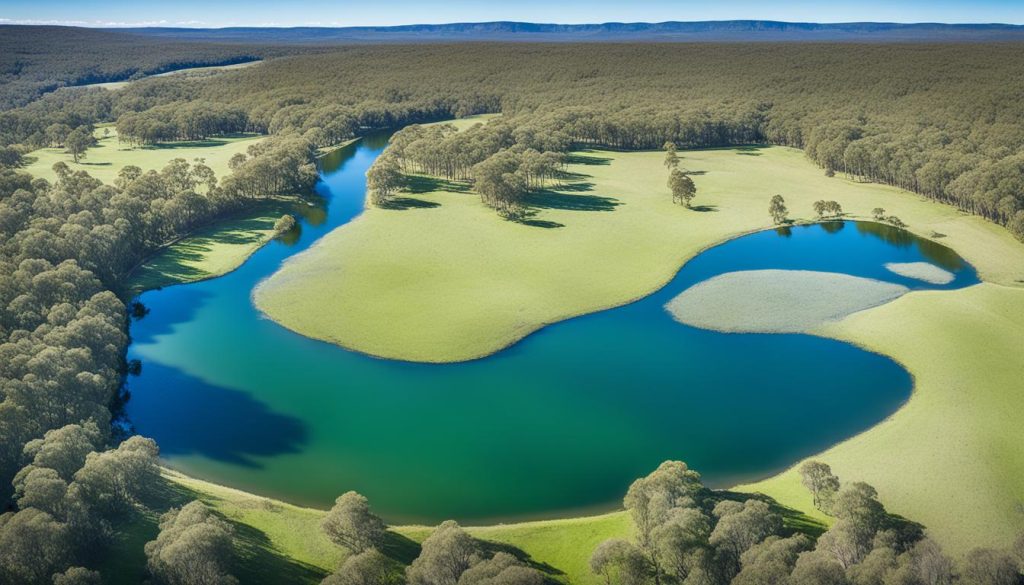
[126,137,979,523]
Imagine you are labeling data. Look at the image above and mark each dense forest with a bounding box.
[0,134,317,583]
[4,42,1022,237]
[0,26,285,111]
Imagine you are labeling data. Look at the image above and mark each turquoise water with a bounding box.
[125,137,978,523]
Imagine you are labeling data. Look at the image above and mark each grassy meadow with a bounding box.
[741,282,1024,555]
[664,269,908,333]
[46,116,1024,570]
[101,470,635,585]
[24,126,262,184]
[254,144,1024,363]
[252,136,1024,556]
[82,60,262,91]
[23,128,281,292]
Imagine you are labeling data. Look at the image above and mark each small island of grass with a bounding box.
[885,261,956,284]
[664,269,908,333]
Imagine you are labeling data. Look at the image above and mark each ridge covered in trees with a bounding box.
[5,43,1018,238]
[0,26,281,111]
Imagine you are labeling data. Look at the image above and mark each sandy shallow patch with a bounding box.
[884,262,955,285]
[665,269,908,333]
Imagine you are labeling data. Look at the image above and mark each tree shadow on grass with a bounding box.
[524,189,620,212]
[381,531,422,565]
[715,490,828,538]
[736,145,766,156]
[690,204,719,213]
[479,540,565,580]
[554,181,595,193]
[519,218,565,229]
[404,174,471,195]
[381,197,440,210]
[230,519,329,584]
[564,152,613,166]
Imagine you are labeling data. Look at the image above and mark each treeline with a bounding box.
[5,43,1024,235]
[588,460,1024,585]
[0,132,317,582]
[115,102,250,144]
[271,461,1024,585]
[370,121,563,217]
[51,42,1017,239]
[0,25,276,111]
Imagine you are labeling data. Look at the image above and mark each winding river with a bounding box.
[126,135,979,523]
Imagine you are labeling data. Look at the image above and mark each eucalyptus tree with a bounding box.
[668,170,697,208]
[145,500,237,585]
[799,461,840,513]
[321,491,388,553]
[769,195,789,224]
[663,142,680,171]
[406,521,480,585]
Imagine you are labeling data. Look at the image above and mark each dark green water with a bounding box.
[126,137,978,523]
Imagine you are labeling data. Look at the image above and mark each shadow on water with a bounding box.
[855,221,965,271]
[130,288,214,344]
[128,363,308,467]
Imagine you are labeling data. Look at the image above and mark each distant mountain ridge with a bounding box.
[114,20,1024,43]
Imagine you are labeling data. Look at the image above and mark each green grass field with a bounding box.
[22,128,285,292]
[664,269,907,333]
[24,127,262,185]
[740,282,1024,555]
[82,60,262,91]
[255,145,1024,363]
[252,139,1024,558]
[53,118,1024,571]
[127,203,288,293]
[100,469,634,585]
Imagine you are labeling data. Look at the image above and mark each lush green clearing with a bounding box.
[82,60,262,90]
[255,144,1024,363]
[665,269,907,333]
[23,127,262,184]
[21,128,286,292]
[126,203,287,293]
[253,138,1024,555]
[741,282,1024,555]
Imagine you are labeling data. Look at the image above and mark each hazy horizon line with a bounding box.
[2,18,1023,29]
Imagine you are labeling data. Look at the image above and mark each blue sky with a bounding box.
[1,0,1022,28]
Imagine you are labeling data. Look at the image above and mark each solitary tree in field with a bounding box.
[321,491,387,553]
[668,169,696,208]
[799,461,840,513]
[769,195,788,224]
[65,126,95,163]
[872,207,886,221]
[663,142,680,171]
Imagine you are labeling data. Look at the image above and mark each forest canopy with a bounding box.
[4,42,1023,237]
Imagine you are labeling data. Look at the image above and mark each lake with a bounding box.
[126,136,979,523]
